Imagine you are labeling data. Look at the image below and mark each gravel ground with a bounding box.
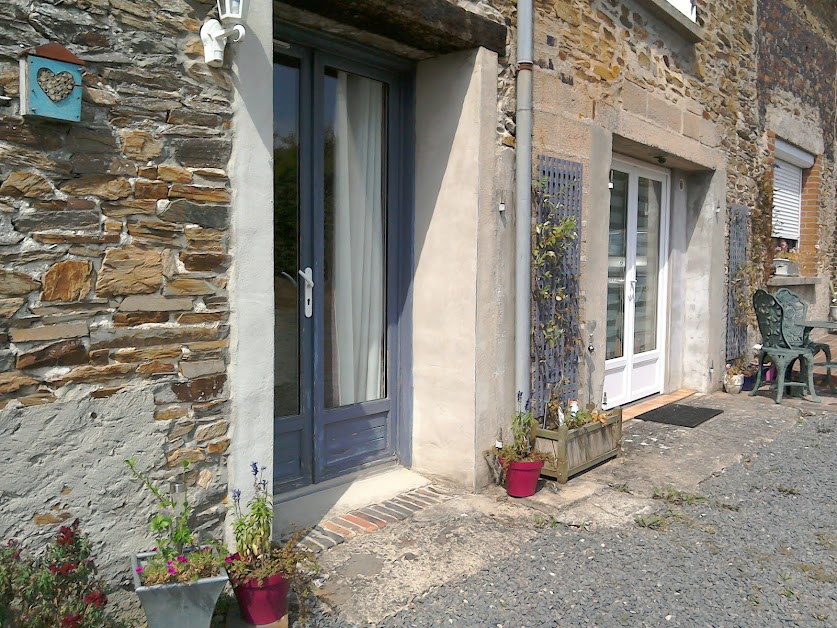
[305,412,837,627]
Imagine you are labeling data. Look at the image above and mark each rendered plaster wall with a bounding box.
[413,47,509,491]
[0,389,174,620]
[227,0,275,536]
[0,0,235,617]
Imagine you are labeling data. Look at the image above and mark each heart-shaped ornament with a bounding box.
[37,67,76,103]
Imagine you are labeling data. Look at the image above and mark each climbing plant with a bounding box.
[532,176,578,427]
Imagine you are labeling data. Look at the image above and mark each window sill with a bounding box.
[767,276,823,287]
[635,0,704,43]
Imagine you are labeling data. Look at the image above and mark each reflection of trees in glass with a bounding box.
[274,132,298,273]
[323,129,335,284]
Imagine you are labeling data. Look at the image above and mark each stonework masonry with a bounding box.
[757,0,836,291]
[0,0,233,611]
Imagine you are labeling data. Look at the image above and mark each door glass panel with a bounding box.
[634,177,662,353]
[274,58,301,417]
[606,170,629,360]
[323,68,387,407]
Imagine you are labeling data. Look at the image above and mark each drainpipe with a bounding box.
[515,0,534,403]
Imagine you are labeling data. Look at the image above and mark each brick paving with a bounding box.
[297,486,454,553]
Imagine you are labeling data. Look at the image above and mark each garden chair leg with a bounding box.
[774,355,788,404]
[802,356,820,403]
[748,350,765,397]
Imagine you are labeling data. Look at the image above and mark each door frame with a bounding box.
[604,155,670,408]
[273,21,416,491]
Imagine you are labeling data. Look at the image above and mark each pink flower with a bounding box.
[167,566,177,575]
[177,555,188,563]
[152,547,157,552]
[225,556,233,563]
[135,566,143,574]
[166,560,173,566]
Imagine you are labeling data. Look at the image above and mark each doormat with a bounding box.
[636,404,722,428]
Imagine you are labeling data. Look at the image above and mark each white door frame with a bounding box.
[603,156,670,408]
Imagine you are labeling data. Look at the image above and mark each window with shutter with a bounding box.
[771,158,802,241]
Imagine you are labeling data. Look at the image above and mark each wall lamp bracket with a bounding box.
[200,19,246,67]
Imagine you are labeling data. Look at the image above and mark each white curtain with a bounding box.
[332,72,385,406]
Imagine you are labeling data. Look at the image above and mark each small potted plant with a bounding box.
[126,458,227,628]
[772,240,800,276]
[495,394,552,498]
[723,359,748,394]
[227,463,318,625]
[829,280,837,323]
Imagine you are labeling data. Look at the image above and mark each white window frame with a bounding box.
[771,139,815,242]
[666,0,696,22]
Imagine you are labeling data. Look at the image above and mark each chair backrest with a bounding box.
[773,288,809,347]
[753,289,788,348]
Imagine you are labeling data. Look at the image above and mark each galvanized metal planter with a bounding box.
[131,552,228,628]
[534,408,622,483]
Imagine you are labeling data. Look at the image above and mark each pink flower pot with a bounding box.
[503,459,545,497]
[232,571,290,625]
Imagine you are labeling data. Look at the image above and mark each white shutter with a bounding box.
[772,158,802,241]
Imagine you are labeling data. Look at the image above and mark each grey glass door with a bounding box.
[274,46,403,492]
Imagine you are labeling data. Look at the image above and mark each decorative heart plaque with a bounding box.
[37,67,76,102]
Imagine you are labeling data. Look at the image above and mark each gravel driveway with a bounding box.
[306,412,837,626]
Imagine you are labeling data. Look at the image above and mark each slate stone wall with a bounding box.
[0,0,234,604]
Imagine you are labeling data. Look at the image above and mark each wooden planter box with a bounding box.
[534,408,622,483]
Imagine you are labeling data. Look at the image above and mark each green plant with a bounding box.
[725,357,756,377]
[496,393,552,478]
[532,177,579,426]
[651,486,709,506]
[0,520,120,628]
[545,399,608,430]
[227,463,319,619]
[125,458,223,586]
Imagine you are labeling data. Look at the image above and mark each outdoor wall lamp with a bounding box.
[200,0,247,68]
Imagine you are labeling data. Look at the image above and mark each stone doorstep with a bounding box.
[295,485,454,554]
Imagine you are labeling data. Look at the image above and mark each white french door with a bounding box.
[603,158,669,409]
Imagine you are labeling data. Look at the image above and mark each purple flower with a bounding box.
[258,479,268,490]
[250,461,259,476]
[135,566,143,574]
[166,560,173,566]
[232,489,241,502]
[225,556,233,563]
[177,555,188,563]
[167,566,177,575]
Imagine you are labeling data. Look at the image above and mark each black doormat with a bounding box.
[636,404,723,428]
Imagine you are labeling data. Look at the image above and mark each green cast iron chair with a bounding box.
[749,289,820,404]
[773,288,834,393]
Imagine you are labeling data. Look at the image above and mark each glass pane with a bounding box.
[634,177,662,353]
[323,68,387,407]
[606,170,628,360]
[274,59,300,417]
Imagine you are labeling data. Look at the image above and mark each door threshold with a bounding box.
[621,388,696,422]
[273,465,430,535]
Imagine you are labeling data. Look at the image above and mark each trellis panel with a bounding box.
[726,203,749,361]
[532,156,583,421]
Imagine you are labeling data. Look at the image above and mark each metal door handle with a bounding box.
[629,279,636,302]
[298,267,313,318]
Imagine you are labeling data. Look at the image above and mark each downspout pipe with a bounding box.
[515,0,534,404]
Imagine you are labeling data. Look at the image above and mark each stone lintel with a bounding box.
[278,0,508,57]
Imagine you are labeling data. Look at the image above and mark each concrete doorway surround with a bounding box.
[230,8,514,526]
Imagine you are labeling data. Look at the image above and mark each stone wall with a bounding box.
[757,0,836,284]
[0,0,233,603]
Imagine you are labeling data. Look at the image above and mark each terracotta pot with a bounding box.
[501,458,545,497]
[232,570,291,625]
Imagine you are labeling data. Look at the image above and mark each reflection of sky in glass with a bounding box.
[274,62,298,149]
